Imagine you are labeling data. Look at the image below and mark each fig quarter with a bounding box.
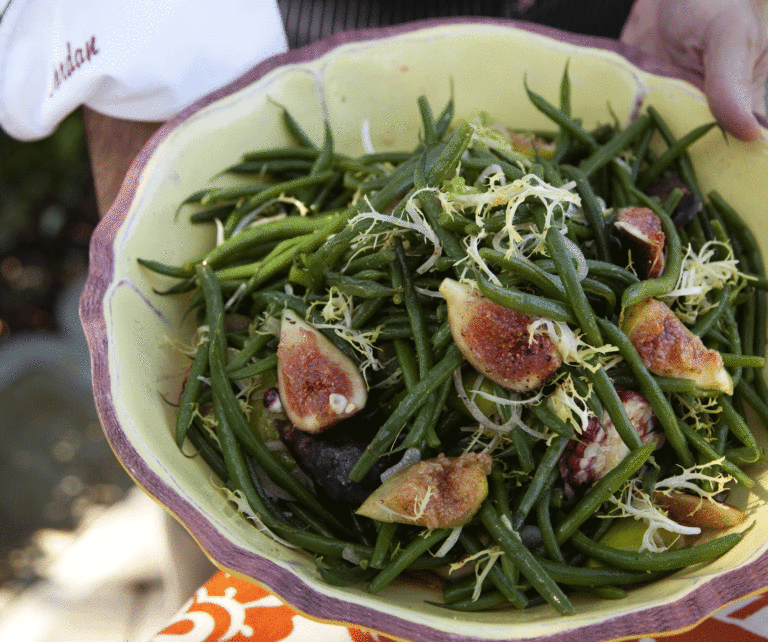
[276,309,367,433]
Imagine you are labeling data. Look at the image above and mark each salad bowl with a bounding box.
[80,18,768,642]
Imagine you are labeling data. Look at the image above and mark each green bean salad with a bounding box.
[143,71,767,615]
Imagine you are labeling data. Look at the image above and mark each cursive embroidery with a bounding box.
[50,36,99,95]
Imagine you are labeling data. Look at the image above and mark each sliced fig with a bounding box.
[559,389,664,491]
[621,298,733,394]
[276,418,391,506]
[356,452,493,529]
[507,130,556,159]
[276,309,367,433]
[439,278,561,392]
[614,207,666,279]
[646,177,701,229]
[652,491,745,529]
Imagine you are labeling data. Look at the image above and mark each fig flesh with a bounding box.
[276,309,367,433]
[439,278,561,392]
[621,298,733,395]
[614,207,666,279]
[651,490,745,529]
[356,452,493,529]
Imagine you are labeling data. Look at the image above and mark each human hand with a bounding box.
[621,0,768,141]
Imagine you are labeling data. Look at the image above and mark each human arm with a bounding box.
[621,0,768,141]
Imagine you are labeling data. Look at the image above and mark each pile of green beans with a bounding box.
[142,71,765,616]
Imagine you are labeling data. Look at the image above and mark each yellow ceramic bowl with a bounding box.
[80,19,768,642]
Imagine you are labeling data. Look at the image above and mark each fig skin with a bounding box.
[559,389,663,492]
[356,452,493,529]
[651,490,745,529]
[276,309,367,433]
[621,298,733,394]
[614,207,666,279]
[276,418,391,506]
[439,278,561,392]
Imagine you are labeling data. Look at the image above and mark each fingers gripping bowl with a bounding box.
[80,19,768,642]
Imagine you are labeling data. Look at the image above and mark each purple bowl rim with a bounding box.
[79,16,766,642]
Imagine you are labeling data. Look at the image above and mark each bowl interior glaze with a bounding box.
[81,20,768,642]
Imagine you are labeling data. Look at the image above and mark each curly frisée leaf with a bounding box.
[547,373,592,435]
[220,486,297,549]
[528,318,620,372]
[662,240,752,324]
[307,286,383,378]
[349,192,442,274]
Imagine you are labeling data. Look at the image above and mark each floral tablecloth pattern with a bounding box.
[149,571,768,642]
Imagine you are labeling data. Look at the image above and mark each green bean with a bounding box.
[646,106,704,202]
[690,286,731,337]
[418,95,439,145]
[227,353,279,381]
[223,170,336,237]
[676,419,754,488]
[367,529,451,594]
[186,421,229,482]
[578,115,651,178]
[403,375,453,450]
[324,271,398,299]
[174,340,210,447]
[597,319,695,468]
[528,402,576,439]
[524,80,598,151]
[435,590,510,611]
[349,266,387,281]
[570,528,747,572]
[560,165,610,262]
[721,353,766,368]
[513,437,569,529]
[189,204,235,223]
[638,121,717,190]
[489,464,514,524]
[350,296,388,330]
[546,226,603,345]
[434,89,455,139]
[719,396,762,462]
[477,277,577,325]
[394,238,434,376]
[371,522,398,569]
[225,159,316,175]
[196,214,334,270]
[225,331,273,374]
[459,530,527,608]
[479,248,564,300]
[281,107,317,148]
[479,501,575,615]
[536,557,668,587]
[630,120,656,180]
[348,345,465,483]
[344,249,397,273]
[536,489,565,563]
[555,443,655,544]
[138,257,195,279]
[582,361,644,450]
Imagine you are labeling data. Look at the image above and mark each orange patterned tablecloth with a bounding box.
[149,572,768,642]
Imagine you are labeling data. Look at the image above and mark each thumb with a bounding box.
[702,17,762,141]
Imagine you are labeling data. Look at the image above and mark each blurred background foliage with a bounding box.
[0,110,97,338]
[0,113,133,593]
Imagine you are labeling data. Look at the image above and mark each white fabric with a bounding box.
[0,0,288,140]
